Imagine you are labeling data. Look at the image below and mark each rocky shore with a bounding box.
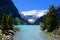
[45,32,60,40]
[0,30,18,40]
[49,33,60,40]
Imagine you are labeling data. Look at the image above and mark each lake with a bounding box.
[13,25,51,40]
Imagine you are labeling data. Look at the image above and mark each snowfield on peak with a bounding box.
[21,10,48,23]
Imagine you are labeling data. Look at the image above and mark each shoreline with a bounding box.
[44,31,60,40]
[0,30,18,40]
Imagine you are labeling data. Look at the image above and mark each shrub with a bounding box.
[13,27,19,31]
[52,29,60,35]
[39,22,45,30]
[0,35,2,40]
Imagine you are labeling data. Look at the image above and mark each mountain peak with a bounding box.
[21,10,48,24]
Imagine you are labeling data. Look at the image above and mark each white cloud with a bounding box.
[28,19,35,23]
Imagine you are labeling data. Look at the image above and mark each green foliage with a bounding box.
[0,25,3,29]
[39,22,45,30]
[0,35,2,40]
[53,29,60,35]
[13,27,19,31]
[0,13,14,30]
[0,8,24,32]
[44,5,57,32]
[14,17,26,25]
[40,5,58,32]
[7,13,14,30]
[58,21,60,28]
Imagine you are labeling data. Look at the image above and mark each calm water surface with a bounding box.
[13,25,51,40]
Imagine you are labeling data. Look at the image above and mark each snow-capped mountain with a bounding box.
[21,10,48,24]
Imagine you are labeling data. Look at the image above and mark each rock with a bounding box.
[6,35,11,40]
[0,30,2,36]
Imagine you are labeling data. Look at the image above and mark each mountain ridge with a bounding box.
[21,10,48,24]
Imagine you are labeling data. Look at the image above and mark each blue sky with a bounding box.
[12,0,60,12]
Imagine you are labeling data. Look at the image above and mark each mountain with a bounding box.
[20,5,60,25]
[0,0,26,25]
[21,14,33,20]
[55,6,60,19]
[21,10,48,24]
[34,16,44,25]
[0,0,21,18]
[0,0,60,25]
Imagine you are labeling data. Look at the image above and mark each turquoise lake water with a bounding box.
[13,25,51,40]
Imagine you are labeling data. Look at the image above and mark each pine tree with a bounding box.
[1,13,14,31]
[8,13,14,30]
[1,13,8,30]
[44,5,57,32]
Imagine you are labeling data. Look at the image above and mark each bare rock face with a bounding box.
[0,0,20,18]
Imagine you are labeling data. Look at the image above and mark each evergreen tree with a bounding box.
[14,17,26,25]
[44,5,57,32]
[7,13,14,30]
[1,13,8,30]
[1,13,14,30]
